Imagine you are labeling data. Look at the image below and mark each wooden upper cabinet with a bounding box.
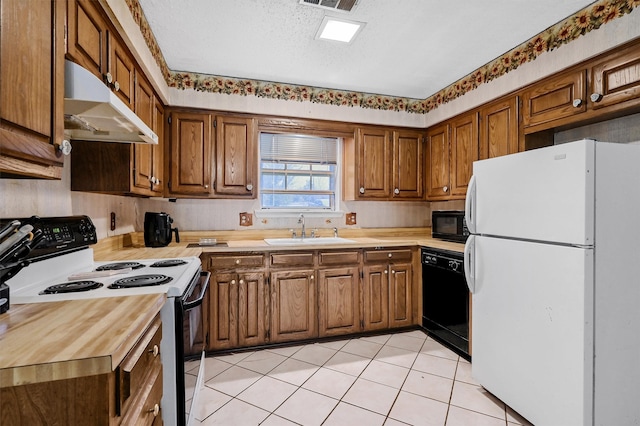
[479,96,519,159]
[425,123,450,200]
[133,75,162,195]
[450,112,478,197]
[355,127,391,199]
[590,43,640,111]
[66,0,107,80]
[0,0,64,179]
[108,34,136,110]
[522,69,586,129]
[392,130,424,199]
[214,115,257,197]
[168,111,213,195]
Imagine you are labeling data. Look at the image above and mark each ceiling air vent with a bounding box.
[300,0,358,12]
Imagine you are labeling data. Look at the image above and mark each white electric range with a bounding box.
[2,216,208,426]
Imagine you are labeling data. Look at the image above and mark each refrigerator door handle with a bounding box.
[465,175,477,234]
[464,235,476,293]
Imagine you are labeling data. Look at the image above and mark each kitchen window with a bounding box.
[259,133,339,210]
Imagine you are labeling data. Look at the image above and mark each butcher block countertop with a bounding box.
[0,294,165,388]
[92,227,464,261]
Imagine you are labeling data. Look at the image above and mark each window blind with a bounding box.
[260,133,338,164]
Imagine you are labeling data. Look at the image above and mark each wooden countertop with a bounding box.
[93,228,464,261]
[0,294,165,388]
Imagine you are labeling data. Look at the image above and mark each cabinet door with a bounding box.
[391,130,424,199]
[318,267,361,337]
[479,96,519,159]
[521,70,586,128]
[214,116,256,196]
[133,74,155,194]
[66,0,107,79]
[270,269,317,343]
[362,264,389,331]
[209,273,238,350]
[0,0,64,179]
[425,123,450,200]
[152,100,165,193]
[169,111,213,195]
[108,33,135,110]
[590,45,640,111]
[450,112,478,197]
[356,127,391,199]
[237,272,267,347]
[389,262,413,328]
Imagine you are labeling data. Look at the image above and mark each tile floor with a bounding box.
[189,330,532,426]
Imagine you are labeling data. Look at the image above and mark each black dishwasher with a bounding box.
[422,247,470,360]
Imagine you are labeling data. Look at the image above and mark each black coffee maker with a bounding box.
[144,212,180,247]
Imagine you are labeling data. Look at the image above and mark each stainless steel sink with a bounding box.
[264,237,355,245]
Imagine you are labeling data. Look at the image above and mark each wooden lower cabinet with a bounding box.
[270,269,318,343]
[209,269,267,351]
[205,247,418,351]
[0,315,163,425]
[318,266,361,337]
[362,263,390,331]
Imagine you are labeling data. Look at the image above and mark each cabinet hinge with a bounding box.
[360,271,364,279]
[168,115,172,124]
[168,180,171,190]
[213,119,217,128]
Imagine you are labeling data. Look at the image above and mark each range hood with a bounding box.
[64,60,158,144]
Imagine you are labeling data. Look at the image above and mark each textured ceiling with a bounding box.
[137,0,597,99]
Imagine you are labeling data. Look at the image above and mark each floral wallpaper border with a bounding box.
[124,0,638,115]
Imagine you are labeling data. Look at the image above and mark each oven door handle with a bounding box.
[183,271,210,310]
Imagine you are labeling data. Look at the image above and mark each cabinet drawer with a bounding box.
[209,254,265,269]
[364,249,413,263]
[120,315,162,411]
[120,362,163,425]
[271,252,315,267]
[319,250,360,265]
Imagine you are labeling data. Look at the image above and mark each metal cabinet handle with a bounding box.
[359,187,365,194]
[394,188,400,195]
[310,275,314,280]
[384,270,388,274]
[104,72,113,84]
[231,279,236,285]
[391,270,396,274]
[205,184,209,189]
[113,81,120,92]
[388,253,392,258]
[572,99,583,107]
[590,93,603,103]
[239,279,244,284]
[246,184,253,191]
[235,259,240,265]
[443,186,449,193]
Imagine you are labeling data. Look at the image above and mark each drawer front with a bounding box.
[319,250,360,265]
[120,316,162,411]
[121,363,163,426]
[364,249,413,263]
[209,254,265,269]
[271,252,315,267]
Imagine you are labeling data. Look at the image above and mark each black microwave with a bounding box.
[431,210,469,243]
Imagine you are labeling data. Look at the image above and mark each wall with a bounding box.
[3,4,640,238]
[555,113,640,144]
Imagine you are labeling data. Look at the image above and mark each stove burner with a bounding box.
[96,262,145,271]
[150,259,187,268]
[108,274,173,289]
[40,281,103,294]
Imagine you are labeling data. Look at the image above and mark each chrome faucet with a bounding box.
[298,214,306,239]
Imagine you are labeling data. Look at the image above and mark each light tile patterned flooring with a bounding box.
[190,330,532,426]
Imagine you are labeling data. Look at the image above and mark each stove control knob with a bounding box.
[449,260,460,271]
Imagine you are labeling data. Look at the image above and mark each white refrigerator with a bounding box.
[463,139,640,426]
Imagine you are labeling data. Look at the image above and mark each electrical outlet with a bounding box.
[239,212,253,226]
[346,212,356,225]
